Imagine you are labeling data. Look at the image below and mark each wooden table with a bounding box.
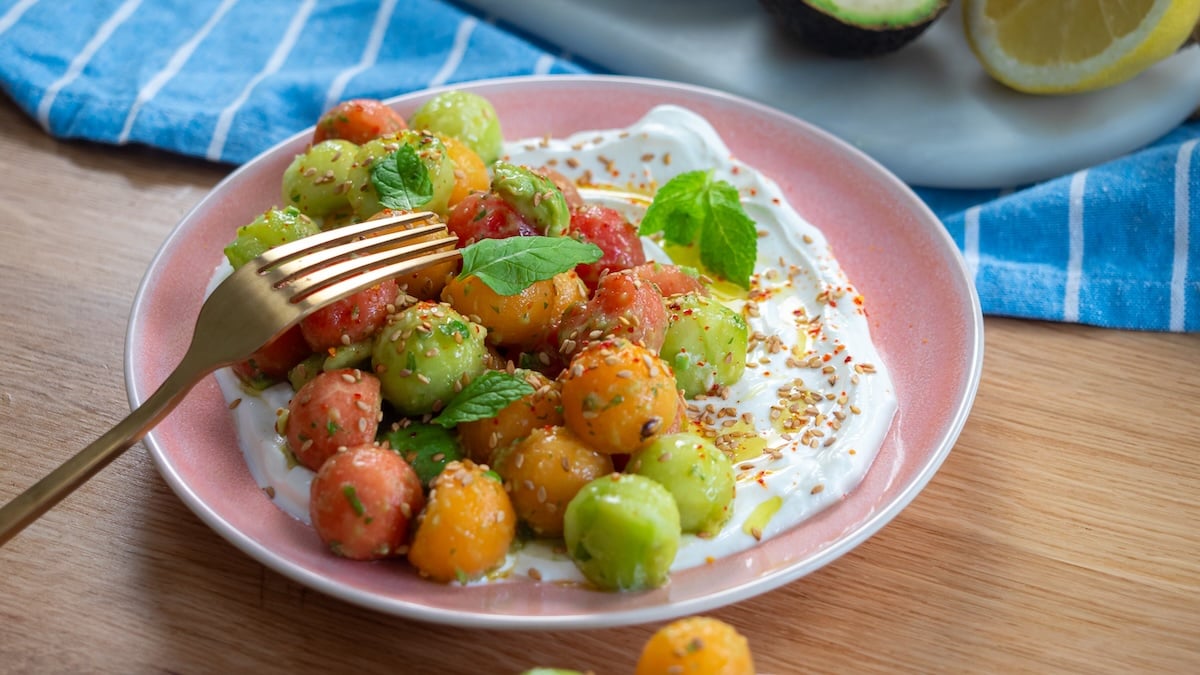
[1,92,1196,674]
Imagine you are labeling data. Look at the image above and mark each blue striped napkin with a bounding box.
[1,0,1196,331]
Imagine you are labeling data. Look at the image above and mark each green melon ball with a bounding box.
[280,138,359,220]
[627,432,735,536]
[349,130,455,219]
[409,90,504,164]
[371,302,488,416]
[660,293,748,397]
[222,206,320,270]
[563,473,680,591]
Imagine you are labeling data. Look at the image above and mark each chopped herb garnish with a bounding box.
[458,236,602,296]
[638,170,758,288]
[439,319,471,340]
[342,485,365,516]
[432,370,535,427]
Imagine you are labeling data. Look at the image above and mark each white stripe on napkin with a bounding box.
[1171,139,1197,331]
[533,54,555,75]
[1063,170,1088,323]
[35,0,142,131]
[427,16,477,88]
[0,0,38,37]
[206,0,315,161]
[323,0,397,111]
[118,0,238,144]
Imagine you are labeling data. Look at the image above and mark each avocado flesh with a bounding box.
[760,0,951,57]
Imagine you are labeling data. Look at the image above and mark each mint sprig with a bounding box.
[638,170,758,289]
[459,236,602,296]
[370,145,433,210]
[432,370,535,427]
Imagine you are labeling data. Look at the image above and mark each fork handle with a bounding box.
[0,357,210,547]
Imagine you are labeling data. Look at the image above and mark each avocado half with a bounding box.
[760,0,951,58]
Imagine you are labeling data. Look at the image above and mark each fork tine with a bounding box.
[293,246,463,312]
[255,210,438,270]
[284,233,460,299]
[264,222,452,287]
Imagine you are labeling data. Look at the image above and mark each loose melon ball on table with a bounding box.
[635,616,755,675]
[563,473,681,591]
[308,443,424,561]
[407,460,516,583]
[370,302,488,417]
[560,339,680,455]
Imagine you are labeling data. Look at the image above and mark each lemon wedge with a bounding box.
[964,0,1200,94]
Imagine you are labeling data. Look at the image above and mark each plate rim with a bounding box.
[125,73,984,629]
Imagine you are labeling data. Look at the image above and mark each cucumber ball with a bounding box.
[371,302,488,417]
[349,130,456,219]
[627,432,735,536]
[280,138,358,220]
[409,90,504,165]
[563,473,681,591]
[660,293,748,398]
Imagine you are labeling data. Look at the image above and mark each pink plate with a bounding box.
[125,75,983,629]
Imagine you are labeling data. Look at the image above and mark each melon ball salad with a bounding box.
[221,91,763,591]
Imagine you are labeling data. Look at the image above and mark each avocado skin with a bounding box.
[760,0,950,58]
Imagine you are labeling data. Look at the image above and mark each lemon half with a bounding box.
[964,0,1200,94]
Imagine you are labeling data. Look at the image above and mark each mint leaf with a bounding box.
[431,370,535,427]
[699,179,757,288]
[638,170,758,289]
[459,236,602,296]
[370,145,433,210]
[639,170,709,244]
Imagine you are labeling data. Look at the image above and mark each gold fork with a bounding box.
[0,211,461,546]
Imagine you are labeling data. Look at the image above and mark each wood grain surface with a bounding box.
[0,93,1196,674]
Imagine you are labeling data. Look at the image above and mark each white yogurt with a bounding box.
[216,105,898,584]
